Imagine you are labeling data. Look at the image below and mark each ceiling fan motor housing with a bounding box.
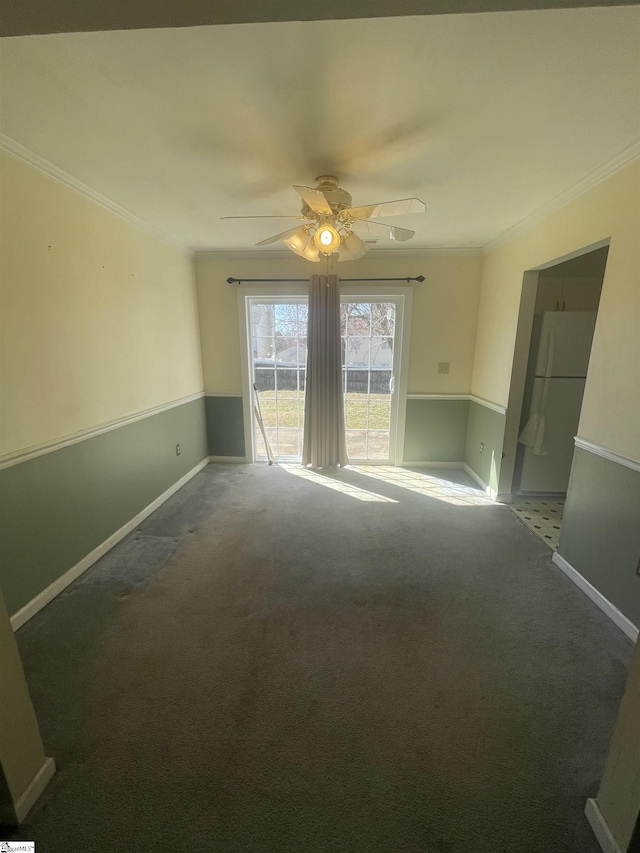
[313,175,352,213]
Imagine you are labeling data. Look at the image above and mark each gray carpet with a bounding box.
[6,463,633,852]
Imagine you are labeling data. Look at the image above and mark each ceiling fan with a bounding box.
[222,176,426,262]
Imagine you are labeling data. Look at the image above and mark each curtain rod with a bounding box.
[226,276,425,284]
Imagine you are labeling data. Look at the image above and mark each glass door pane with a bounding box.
[250,299,307,462]
[341,300,396,462]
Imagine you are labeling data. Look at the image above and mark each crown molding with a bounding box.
[196,249,307,261]
[194,246,482,260]
[0,134,192,257]
[6,125,636,262]
[483,140,640,254]
[364,246,483,257]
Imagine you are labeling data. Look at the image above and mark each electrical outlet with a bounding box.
[437,361,450,375]
[176,444,181,456]
[480,442,484,453]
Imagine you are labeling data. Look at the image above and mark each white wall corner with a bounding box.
[585,798,623,853]
[552,552,639,643]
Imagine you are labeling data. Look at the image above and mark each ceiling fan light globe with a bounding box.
[283,230,321,262]
[313,223,341,254]
[339,231,368,262]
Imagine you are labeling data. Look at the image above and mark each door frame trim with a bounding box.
[237,283,413,465]
[238,284,310,463]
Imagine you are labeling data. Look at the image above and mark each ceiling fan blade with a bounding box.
[343,198,425,220]
[293,185,333,216]
[283,230,320,262]
[352,220,415,242]
[339,232,368,262]
[221,215,305,220]
[255,226,306,247]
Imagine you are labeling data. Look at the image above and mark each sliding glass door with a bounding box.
[242,288,411,465]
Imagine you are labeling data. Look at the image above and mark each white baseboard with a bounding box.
[10,458,210,632]
[585,798,623,853]
[462,463,499,501]
[400,461,463,469]
[0,757,56,825]
[552,552,639,642]
[208,455,247,463]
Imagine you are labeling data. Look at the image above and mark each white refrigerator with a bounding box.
[518,311,597,493]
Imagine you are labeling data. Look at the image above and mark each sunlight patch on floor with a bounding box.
[280,465,398,503]
[353,466,495,506]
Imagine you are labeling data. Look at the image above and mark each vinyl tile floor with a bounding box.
[510,498,565,550]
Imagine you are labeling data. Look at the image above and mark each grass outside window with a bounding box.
[257,390,391,430]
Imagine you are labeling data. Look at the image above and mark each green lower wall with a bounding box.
[205,395,470,464]
[403,399,469,463]
[205,395,245,458]
[0,398,208,617]
[464,401,506,491]
[558,447,640,628]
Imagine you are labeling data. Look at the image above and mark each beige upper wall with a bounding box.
[195,252,483,396]
[472,161,640,460]
[0,150,204,457]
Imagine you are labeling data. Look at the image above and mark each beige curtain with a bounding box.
[302,275,348,469]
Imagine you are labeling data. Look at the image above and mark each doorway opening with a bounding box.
[508,244,608,549]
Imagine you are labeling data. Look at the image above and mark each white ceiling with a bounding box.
[1,7,639,252]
